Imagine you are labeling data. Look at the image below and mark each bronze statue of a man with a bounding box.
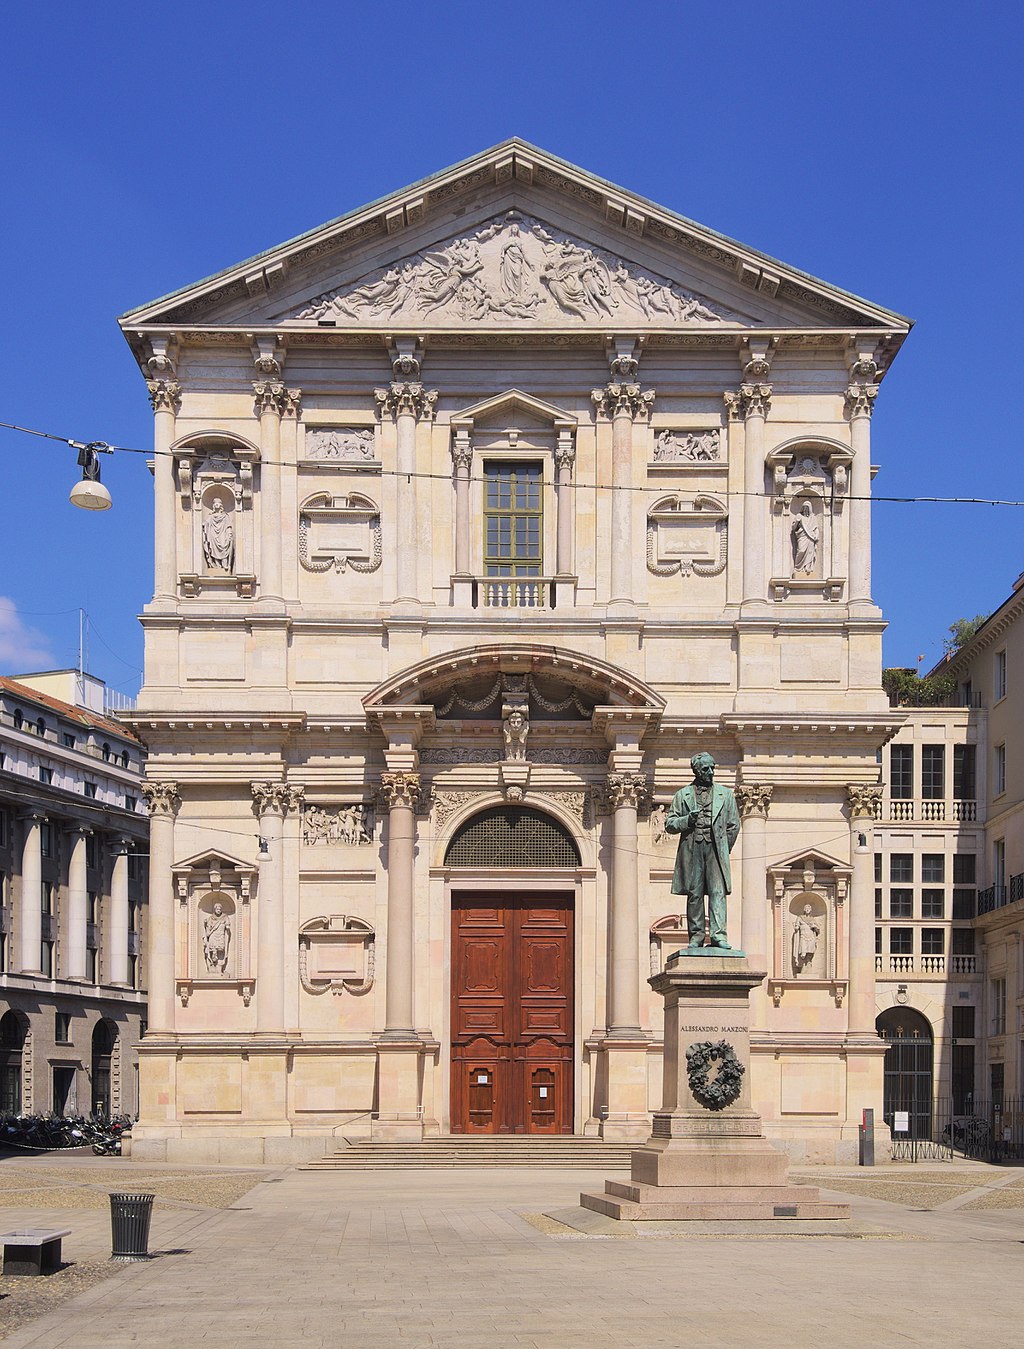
[666,752,741,949]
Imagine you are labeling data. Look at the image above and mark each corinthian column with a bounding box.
[254,383,297,601]
[725,382,772,609]
[844,380,877,608]
[378,772,421,1039]
[147,380,181,602]
[108,836,131,986]
[592,381,655,606]
[606,771,647,1036]
[846,785,882,1033]
[252,782,302,1034]
[19,812,44,974]
[141,782,181,1035]
[375,382,438,605]
[65,826,90,981]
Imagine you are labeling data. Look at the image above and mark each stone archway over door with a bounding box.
[877,1007,934,1140]
[451,893,574,1134]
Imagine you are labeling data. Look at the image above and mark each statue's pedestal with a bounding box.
[580,954,849,1221]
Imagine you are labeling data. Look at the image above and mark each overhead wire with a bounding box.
[1,418,1021,508]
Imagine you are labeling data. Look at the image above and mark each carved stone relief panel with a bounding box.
[651,429,722,464]
[298,915,375,995]
[647,494,728,578]
[302,803,376,845]
[303,427,377,464]
[295,211,742,327]
[299,493,382,574]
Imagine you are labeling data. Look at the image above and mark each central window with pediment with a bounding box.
[482,462,543,605]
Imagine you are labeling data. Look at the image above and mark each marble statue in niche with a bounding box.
[790,501,820,575]
[791,905,821,973]
[297,212,735,327]
[203,901,231,974]
[202,497,234,572]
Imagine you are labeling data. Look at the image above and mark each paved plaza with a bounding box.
[0,1153,1022,1347]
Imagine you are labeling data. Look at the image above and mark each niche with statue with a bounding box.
[175,439,258,598]
[766,445,852,602]
[766,849,850,1007]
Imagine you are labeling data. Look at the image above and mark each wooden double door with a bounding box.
[450,893,573,1134]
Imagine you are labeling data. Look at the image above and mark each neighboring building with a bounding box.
[0,671,148,1116]
[874,704,982,1132]
[118,139,913,1164]
[937,572,1024,1114]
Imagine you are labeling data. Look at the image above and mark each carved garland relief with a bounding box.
[646,494,728,578]
[298,493,382,573]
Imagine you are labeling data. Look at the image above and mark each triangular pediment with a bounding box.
[767,847,851,877]
[451,389,576,430]
[120,139,911,348]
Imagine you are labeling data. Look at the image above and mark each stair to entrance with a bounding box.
[301,1136,638,1170]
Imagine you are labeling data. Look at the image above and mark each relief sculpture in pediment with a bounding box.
[297,213,739,327]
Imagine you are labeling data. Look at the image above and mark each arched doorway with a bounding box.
[91,1020,117,1117]
[0,1011,26,1113]
[877,1007,934,1139]
[446,806,580,1135]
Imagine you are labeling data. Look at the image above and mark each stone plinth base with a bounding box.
[580,954,849,1223]
[581,1180,848,1222]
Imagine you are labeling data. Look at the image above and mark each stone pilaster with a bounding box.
[65,826,90,982]
[846,784,882,1034]
[725,380,772,610]
[592,381,654,606]
[375,382,437,606]
[845,378,878,609]
[253,382,298,602]
[735,784,773,1021]
[147,379,181,602]
[251,782,303,1035]
[108,836,131,987]
[141,782,181,1035]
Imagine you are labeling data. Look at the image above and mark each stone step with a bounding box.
[302,1137,638,1169]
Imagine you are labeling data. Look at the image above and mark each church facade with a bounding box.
[121,141,910,1163]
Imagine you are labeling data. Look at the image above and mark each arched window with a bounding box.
[877,1007,934,1140]
[445,806,580,868]
[35,718,45,737]
[12,710,23,730]
[121,751,130,769]
[91,1020,117,1117]
[101,742,111,762]
[0,1010,26,1113]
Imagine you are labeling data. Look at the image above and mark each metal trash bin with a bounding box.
[109,1192,154,1261]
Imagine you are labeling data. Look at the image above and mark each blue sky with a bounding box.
[1,1,1020,695]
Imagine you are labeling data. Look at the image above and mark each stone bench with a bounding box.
[1,1228,71,1276]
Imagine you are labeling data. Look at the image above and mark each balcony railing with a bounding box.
[882,798,978,823]
[978,885,1010,915]
[476,577,553,610]
[921,955,946,974]
[951,954,977,975]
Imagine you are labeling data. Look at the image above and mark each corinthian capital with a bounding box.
[724,383,772,422]
[607,771,648,810]
[142,780,181,818]
[280,387,302,417]
[554,429,576,472]
[251,781,299,817]
[592,382,656,421]
[374,383,438,421]
[378,771,422,812]
[253,381,286,417]
[844,383,879,419]
[846,783,882,819]
[450,429,473,473]
[735,783,773,818]
[147,379,181,414]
